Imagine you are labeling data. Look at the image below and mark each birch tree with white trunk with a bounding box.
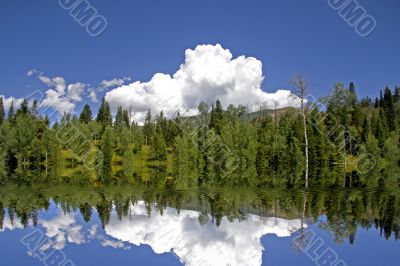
[291,75,310,188]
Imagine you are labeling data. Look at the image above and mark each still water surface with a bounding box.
[0,186,399,265]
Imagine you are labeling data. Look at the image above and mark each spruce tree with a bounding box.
[103,101,112,127]
[79,104,92,124]
[114,106,124,128]
[8,101,15,123]
[361,116,370,143]
[374,97,379,108]
[349,82,356,96]
[31,100,38,117]
[209,99,224,134]
[0,97,4,125]
[143,110,154,145]
[374,108,388,147]
[16,99,29,117]
[122,109,130,128]
[96,97,112,127]
[394,86,400,103]
[383,87,395,131]
[96,98,105,123]
[156,111,167,141]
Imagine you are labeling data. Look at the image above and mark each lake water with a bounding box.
[0,185,399,265]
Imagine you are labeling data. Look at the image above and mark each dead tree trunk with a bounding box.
[292,75,310,188]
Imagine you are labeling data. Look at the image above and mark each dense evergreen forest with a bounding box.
[0,82,399,188]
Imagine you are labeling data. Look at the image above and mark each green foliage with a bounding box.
[358,134,381,186]
[209,99,225,135]
[173,133,199,187]
[143,110,154,145]
[220,113,258,186]
[383,133,400,185]
[99,127,113,184]
[0,97,4,126]
[0,83,399,189]
[7,101,15,122]
[383,87,396,132]
[96,97,112,128]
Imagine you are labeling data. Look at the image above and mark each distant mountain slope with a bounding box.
[178,107,300,126]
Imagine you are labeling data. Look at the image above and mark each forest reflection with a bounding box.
[1,185,399,243]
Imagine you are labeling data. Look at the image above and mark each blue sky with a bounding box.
[0,0,399,118]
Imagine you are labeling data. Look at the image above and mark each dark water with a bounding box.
[0,185,399,266]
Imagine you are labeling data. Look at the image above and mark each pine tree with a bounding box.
[16,99,29,117]
[394,86,400,103]
[156,111,167,141]
[31,100,38,117]
[374,108,388,147]
[114,106,124,128]
[379,90,384,107]
[0,97,4,126]
[374,97,379,108]
[122,109,130,128]
[96,97,112,128]
[209,99,224,135]
[79,104,92,124]
[361,116,370,143]
[383,87,395,131]
[348,82,362,129]
[349,82,356,96]
[143,110,154,145]
[96,98,105,122]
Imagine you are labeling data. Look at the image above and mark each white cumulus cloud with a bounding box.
[105,44,299,123]
[105,201,303,266]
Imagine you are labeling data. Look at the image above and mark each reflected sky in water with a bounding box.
[0,188,399,265]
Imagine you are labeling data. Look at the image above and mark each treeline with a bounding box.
[0,82,399,187]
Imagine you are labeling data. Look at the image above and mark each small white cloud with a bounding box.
[67,82,86,102]
[88,89,98,102]
[40,211,85,250]
[38,74,87,114]
[26,68,39,76]
[88,225,98,239]
[100,77,131,90]
[99,236,130,249]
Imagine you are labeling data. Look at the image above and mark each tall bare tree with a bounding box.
[269,99,279,127]
[291,75,310,188]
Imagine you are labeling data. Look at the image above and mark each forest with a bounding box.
[0,82,399,188]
